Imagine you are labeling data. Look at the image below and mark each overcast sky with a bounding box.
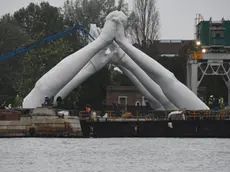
[0,0,229,39]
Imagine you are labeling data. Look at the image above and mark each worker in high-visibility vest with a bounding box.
[208,95,215,109]
[218,97,224,109]
[5,103,12,109]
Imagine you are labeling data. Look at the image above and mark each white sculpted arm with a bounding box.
[114,11,209,110]
[53,41,167,110]
[84,24,176,110]
[88,24,166,110]
[53,24,118,105]
[90,25,172,110]
[54,44,167,110]
[22,11,120,108]
[118,66,164,110]
[53,49,116,105]
[111,47,178,111]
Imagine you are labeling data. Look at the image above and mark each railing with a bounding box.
[78,110,167,121]
[9,108,230,121]
[185,110,230,120]
[78,110,230,121]
[16,108,229,121]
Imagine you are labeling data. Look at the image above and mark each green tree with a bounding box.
[77,67,111,109]
[0,15,29,103]
[15,36,73,97]
[0,1,133,108]
[11,2,84,104]
[14,2,64,38]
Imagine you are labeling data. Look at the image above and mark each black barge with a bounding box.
[80,110,230,138]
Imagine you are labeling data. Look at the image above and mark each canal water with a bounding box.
[0,138,230,172]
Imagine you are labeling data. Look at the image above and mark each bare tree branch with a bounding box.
[127,0,160,45]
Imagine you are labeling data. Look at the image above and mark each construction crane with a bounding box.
[0,24,94,62]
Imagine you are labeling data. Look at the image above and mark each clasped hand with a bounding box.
[98,11,128,44]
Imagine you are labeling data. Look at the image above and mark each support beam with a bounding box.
[191,61,199,95]
[187,59,198,95]
[188,53,230,106]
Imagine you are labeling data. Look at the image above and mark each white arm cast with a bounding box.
[53,24,174,110]
[116,38,209,110]
[53,49,115,105]
[114,11,209,110]
[118,66,164,110]
[53,47,165,110]
[53,23,169,110]
[111,47,178,111]
[23,14,118,108]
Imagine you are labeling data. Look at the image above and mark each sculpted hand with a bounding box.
[99,11,122,44]
[114,11,128,43]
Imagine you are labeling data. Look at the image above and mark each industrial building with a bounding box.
[187,14,230,105]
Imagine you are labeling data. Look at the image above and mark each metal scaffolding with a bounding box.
[187,53,230,105]
[187,15,230,105]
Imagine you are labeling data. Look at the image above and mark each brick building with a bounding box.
[105,86,146,106]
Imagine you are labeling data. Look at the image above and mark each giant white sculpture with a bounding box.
[23,11,209,110]
[53,25,177,110]
[23,13,118,108]
[112,12,209,110]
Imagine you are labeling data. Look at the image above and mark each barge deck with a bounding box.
[1,108,230,138]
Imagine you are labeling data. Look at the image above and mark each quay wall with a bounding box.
[0,108,82,137]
